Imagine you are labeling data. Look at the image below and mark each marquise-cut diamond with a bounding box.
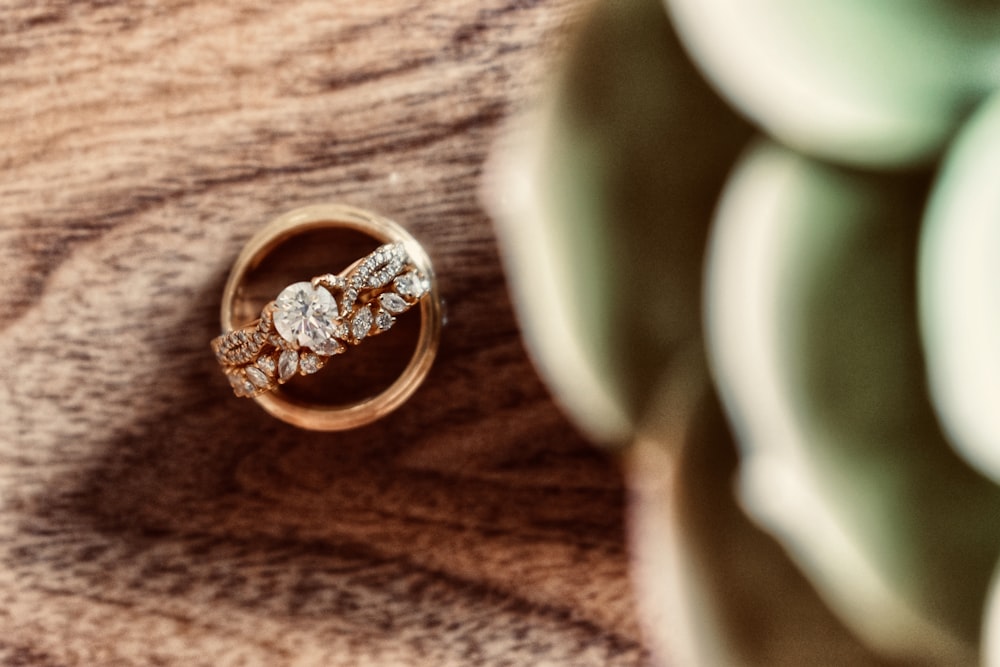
[245,366,270,388]
[394,271,427,299]
[352,306,373,341]
[257,356,276,377]
[273,282,340,351]
[230,372,255,396]
[278,350,298,380]
[313,336,343,357]
[378,292,408,315]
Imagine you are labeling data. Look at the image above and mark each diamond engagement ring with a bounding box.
[212,204,441,431]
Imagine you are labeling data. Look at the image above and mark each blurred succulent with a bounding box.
[486,0,1000,664]
[706,141,1000,663]
[665,0,1000,167]
[920,93,1000,486]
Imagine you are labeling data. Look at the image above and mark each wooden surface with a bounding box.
[0,2,649,665]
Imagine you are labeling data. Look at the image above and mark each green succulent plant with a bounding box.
[487,0,1000,664]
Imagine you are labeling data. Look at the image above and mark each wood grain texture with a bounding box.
[0,1,648,665]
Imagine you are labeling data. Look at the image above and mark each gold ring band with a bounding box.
[213,204,441,430]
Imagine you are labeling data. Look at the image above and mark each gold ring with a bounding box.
[212,204,441,430]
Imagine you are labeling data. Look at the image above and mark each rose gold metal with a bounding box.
[215,204,441,431]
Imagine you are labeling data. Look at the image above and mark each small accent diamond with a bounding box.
[375,309,394,331]
[299,352,321,374]
[378,292,408,315]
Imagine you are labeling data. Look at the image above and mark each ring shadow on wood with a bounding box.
[8,263,645,663]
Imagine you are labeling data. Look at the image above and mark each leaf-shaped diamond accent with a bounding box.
[352,306,373,341]
[228,371,256,397]
[313,336,343,356]
[394,270,428,299]
[278,350,298,381]
[245,366,270,388]
[378,292,408,315]
[257,356,276,377]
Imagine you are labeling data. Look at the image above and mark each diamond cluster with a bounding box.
[213,242,430,397]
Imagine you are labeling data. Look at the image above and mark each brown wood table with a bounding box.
[0,1,649,665]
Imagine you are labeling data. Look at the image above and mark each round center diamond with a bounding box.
[273,282,339,350]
